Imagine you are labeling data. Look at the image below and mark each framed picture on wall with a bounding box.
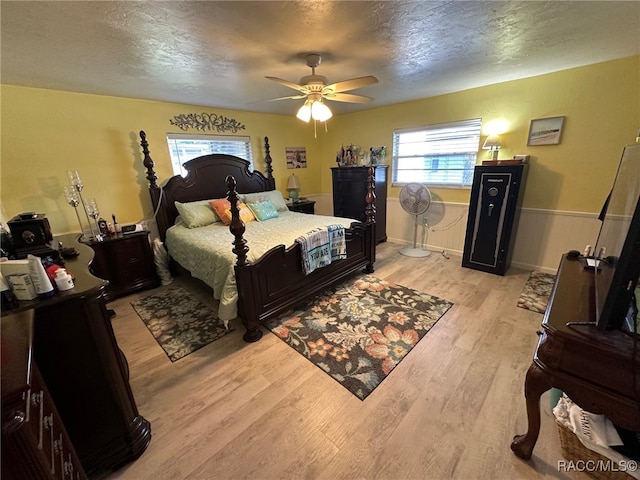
[286,147,307,168]
[527,116,565,146]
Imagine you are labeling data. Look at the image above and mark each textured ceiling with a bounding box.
[2,1,639,116]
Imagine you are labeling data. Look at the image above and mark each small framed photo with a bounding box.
[286,147,307,169]
[527,116,565,146]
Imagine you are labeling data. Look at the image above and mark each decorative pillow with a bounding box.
[246,200,279,221]
[209,198,256,226]
[174,200,219,228]
[241,190,289,212]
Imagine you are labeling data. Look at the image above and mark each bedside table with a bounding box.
[82,231,160,301]
[287,199,316,214]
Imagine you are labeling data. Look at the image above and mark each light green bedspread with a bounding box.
[165,211,358,326]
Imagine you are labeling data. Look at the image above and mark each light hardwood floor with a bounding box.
[106,241,590,480]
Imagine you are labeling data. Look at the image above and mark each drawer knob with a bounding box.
[2,410,26,434]
[31,390,43,407]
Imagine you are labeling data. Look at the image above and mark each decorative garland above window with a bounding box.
[169,112,246,133]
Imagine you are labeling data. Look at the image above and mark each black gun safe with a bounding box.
[462,164,528,275]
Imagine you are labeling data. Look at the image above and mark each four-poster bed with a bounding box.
[139,131,377,342]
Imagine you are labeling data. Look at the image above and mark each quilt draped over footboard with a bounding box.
[296,224,347,275]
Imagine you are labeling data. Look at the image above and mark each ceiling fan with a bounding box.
[265,54,378,122]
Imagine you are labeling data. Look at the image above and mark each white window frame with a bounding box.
[392,118,482,188]
[166,133,253,177]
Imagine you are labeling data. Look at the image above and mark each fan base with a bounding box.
[399,247,431,258]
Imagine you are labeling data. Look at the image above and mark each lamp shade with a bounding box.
[296,102,312,123]
[287,174,301,190]
[311,101,332,122]
[296,98,332,123]
[482,135,501,149]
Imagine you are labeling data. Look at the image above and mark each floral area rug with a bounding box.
[131,286,233,362]
[517,271,557,314]
[265,275,453,400]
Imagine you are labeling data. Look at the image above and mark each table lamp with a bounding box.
[287,174,301,203]
[482,135,501,161]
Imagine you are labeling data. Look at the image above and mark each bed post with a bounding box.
[139,130,170,240]
[139,130,158,189]
[364,166,376,273]
[226,175,263,342]
[263,136,276,190]
[226,175,249,266]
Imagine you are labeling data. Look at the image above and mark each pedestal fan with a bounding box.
[399,183,432,257]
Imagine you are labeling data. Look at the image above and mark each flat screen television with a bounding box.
[593,143,640,334]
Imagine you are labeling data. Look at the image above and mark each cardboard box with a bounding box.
[0,259,30,277]
[6,273,38,300]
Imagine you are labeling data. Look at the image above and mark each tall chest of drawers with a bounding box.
[331,165,388,244]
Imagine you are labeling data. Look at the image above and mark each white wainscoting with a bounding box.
[148,194,602,275]
[385,197,601,274]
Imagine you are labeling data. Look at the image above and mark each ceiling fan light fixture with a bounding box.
[296,101,312,122]
[311,100,332,122]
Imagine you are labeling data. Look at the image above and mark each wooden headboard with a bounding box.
[139,130,276,241]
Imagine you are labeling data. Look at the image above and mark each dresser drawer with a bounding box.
[331,168,368,182]
[2,365,86,480]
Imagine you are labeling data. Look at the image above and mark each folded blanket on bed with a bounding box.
[328,224,347,261]
[297,224,346,275]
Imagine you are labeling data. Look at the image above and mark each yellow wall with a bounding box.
[324,55,639,211]
[2,55,638,235]
[0,88,321,232]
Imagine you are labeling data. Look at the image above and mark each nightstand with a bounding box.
[82,231,159,301]
[287,199,316,214]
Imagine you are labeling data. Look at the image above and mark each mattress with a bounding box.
[165,211,357,325]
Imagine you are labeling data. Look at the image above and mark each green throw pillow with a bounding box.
[247,200,279,221]
[241,190,289,212]
[174,200,219,228]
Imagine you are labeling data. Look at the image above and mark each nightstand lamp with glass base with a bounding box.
[287,174,301,203]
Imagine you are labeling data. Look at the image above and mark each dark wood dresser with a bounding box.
[2,309,87,480]
[331,165,388,243]
[1,234,151,479]
[511,254,640,459]
[82,231,159,302]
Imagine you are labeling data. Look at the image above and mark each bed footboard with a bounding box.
[226,173,376,342]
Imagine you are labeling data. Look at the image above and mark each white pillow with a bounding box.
[174,200,219,228]
[241,190,289,212]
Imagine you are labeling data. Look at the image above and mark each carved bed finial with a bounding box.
[139,130,158,189]
[226,175,249,266]
[264,136,274,180]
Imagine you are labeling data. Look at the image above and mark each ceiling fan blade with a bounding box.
[263,94,307,102]
[265,76,307,92]
[324,76,378,93]
[324,92,374,103]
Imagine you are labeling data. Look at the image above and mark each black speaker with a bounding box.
[7,213,55,258]
[462,164,528,275]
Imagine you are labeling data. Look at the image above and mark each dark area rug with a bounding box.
[517,271,557,314]
[131,286,233,362]
[265,275,453,400]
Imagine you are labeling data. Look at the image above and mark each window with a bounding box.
[166,133,253,177]
[392,118,482,187]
